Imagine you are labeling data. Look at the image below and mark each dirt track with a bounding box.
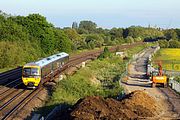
[123,47,180,119]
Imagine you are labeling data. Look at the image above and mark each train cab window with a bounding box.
[23,68,39,77]
[23,68,31,76]
[31,68,39,75]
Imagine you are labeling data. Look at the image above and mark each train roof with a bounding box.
[24,52,69,68]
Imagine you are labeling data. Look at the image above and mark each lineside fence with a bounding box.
[120,45,180,94]
[148,46,180,93]
[168,79,180,93]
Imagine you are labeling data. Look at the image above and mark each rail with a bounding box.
[1,88,42,120]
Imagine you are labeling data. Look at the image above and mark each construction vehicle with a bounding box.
[150,62,167,87]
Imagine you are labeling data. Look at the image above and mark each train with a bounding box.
[22,52,69,88]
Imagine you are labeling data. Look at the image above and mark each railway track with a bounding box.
[0,89,42,120]
[0,67,22,77]
[0,78,23,96]
[0,67,22,86]
[0,42,145,119]
[0,78,22,88]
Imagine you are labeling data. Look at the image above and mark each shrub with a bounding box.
[158,40,169,48]
[98,47,111,59]
[169,40,180,48]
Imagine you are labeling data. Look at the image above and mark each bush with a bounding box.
[174,76,180,83]
[0,41,40,68]
[98,47,111,59]
[169,40,180,48]
[158,40,169,48]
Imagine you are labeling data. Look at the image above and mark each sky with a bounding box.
[0,0,180,28]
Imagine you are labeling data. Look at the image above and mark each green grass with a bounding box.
[0,67,16,73]
[153,48,180,71]
[154,48,180,60]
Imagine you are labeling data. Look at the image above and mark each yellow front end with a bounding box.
[22,77,41,87]
[153,76,167,84]
[22,66,41,87]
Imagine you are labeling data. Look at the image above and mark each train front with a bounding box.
[22,64,41,88]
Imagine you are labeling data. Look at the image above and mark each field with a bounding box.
[153,48,180,71]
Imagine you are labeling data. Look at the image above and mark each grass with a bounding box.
[153,48,180,71]
[154,48,180,60]
[0,67,16,73]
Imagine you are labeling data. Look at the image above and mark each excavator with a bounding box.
[150,61,167,87]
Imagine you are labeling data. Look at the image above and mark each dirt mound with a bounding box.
[70,90,161,120]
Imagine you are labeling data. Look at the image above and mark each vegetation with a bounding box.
[42,55,124,114]
[98,47,111,59]
[39,44,149,115]
[153,48,180,71]
[158,40,180,48]
[1,10,180,72]
[174,76,180,83]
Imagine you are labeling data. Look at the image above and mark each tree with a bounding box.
[54,29,72,53]
[0,17,29,42]
[169,40,180,48]
[110,28,123,40]
[12,14,55,54]
[64,28,82,50]
[158,40,169,48]
[164,29,178,40]
[98,47,111,59]
[85,34,104,49]
[174,29,180,40]
[125,26,164,40]
[0,41,40,68]
[72,22,78,29]
[134,37,142,42]
[125,36,134,43]
[79,20,97,33]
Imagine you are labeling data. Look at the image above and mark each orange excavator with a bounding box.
[150,61,167,87]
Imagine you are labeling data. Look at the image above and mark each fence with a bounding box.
[165,70,180,77]
[120,46,180,94]
[169,79,180,93]
[148,46,180,94]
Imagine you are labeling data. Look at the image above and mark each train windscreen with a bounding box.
[23,68,39,77]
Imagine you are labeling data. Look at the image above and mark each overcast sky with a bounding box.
[0,0,180,28]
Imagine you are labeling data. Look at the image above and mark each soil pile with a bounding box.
[71,90,161,120]
[54,90,161,120]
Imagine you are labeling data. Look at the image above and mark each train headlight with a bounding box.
[23,78,28,81]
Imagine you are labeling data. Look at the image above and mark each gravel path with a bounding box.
[122,47,180,119]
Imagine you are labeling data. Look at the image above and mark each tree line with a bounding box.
[0,11,180,69]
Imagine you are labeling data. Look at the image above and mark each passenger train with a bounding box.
[22,52,69,88]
